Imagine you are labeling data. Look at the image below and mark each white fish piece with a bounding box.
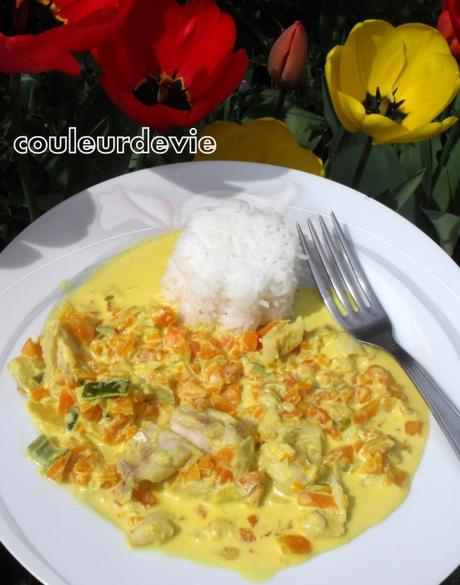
[127,511,176,547]
[170,406,248,455]
[119,425,193,484]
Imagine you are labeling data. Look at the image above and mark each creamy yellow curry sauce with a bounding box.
[9,232,428,581]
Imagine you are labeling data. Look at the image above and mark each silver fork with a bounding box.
[297,213,460,461]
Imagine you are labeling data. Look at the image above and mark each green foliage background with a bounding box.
[0,0,459,583]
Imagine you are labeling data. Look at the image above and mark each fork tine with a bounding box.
[296,223,348,330]
[330,212,382,308]
[307,219,356,316]
[318,216,370,310]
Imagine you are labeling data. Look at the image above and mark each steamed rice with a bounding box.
[161,200,300,331]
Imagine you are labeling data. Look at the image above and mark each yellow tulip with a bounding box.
[195,117,324,176]
[326,20,460,145]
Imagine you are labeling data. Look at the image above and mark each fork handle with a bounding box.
[392,343,460,461]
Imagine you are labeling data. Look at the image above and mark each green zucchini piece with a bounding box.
[27,435,67,469]
[65,407,79,431]
[82,378,131,399]
[32,372,44,384]
[151,384,176,405]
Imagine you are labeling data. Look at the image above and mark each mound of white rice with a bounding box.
[161,200,300,331]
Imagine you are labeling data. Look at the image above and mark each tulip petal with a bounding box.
[394,50,459,130]
[336,91,411,144]
[326,46,360,132]
[196,118,324,176]
[336,91,366,128]
[339,20,405,101]
[388,116,458,144]
[398,22,453,58]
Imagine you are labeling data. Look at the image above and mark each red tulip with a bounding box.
[92,0,248,131]
[0,0,132,75]
[438,0,460,58]
[268,21,308,88]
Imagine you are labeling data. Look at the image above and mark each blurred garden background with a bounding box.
[0,0,459,583]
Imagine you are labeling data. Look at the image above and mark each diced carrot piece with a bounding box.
[99,466,122,489]
[107,396,134,417]
[80,404,102,422]
[132,481,157,507]
[153,306,176,327]
[239,528,256,542]
[333,445,354,464]
[242,331,259,352]
[316,354,330,366]
[298,490,337,508]
[388,466,408,487]
[57,388,75,414]
[325,427,341,440]
[366,365,392,385]
[247,515,258,527]
[30,387,49,402]
[284,388,302,405]
[219,334,235,350]
[110,334,137,356]
[199,344,219,359]
[21,338,43,358]
[103,417,128,444]
[251,405,264,419]
[217,467,234,484]
[362,451,385,474]
[46,452,71,483]
[278,534,311,554]
[257,321,279,337]
[164,326,188,351]
[69,456,93,486]
[281,407,304,420]
[60,311,94,344]
[307,406,330,425]
[354,399,379,424]
[209,392,237,415]
[190,341,201,360]
[405,420,423,436]
[215,447,235,465]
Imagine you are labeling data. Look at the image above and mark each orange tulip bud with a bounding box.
[268,21,308,88]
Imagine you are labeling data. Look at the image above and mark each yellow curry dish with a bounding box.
[8,232,428,581]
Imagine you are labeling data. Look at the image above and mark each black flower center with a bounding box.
[0,0,67,36]
[362,87,407,124]
[132,70,192,111]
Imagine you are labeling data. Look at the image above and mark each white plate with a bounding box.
[0,161,459,585]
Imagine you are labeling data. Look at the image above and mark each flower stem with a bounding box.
[352,136,372,190]
[274,87,287,120]
[9,73,38,222]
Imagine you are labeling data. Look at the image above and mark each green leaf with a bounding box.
[423,209,460,256]
[327,131,368,186]
[432,166,451,212]
[321,76,340,135]
[359,144,406,197]
[420,136,442,194]
[284,106,325,148]
[382,168,426,212]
